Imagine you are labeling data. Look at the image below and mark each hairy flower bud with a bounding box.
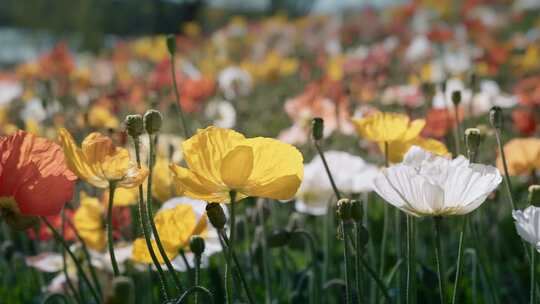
[465,128,482,160]
[267,229,292,248]
[312,117,324,141]
[206,203,226,230]
[189,235,205,256]
[451,91,461,106]
[529,185,540,205]
[144,110,163,134]
[350,199,363,222]
[489,106,503,129]
[125,114,144,138]
[166,34,176,55]
[337,198,352,221]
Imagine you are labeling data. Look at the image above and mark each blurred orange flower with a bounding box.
[496,138,540,176]
[512,108,537,136]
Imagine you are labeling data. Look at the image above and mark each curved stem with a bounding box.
[175,286,215,304]
[132,135,170,300]
[531,246,536,304]
[169,50,190,138]
[41,217,101,304]
[60,210,83,304]
[451,217,466,304]
[194,256,201,304]
[453,104,461,155]
[314,141,341,199]
[434,217,445,304]
[357,251,392,303]
[107,182,120,276]
[293,229,320,304]
[146,133,183,292]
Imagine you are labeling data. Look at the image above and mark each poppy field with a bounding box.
[1,1,540,303]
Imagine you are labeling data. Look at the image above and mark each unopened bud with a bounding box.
[166,35,176,55]
[107,276,135,304]
[337,198,352,221]
[350,200,363,222]
[267,229,292,248]
[489,106,503,129]
[529,185,540,205]
[189,235,205,256]
[312,118,324,141]
[465,128,481,158]
[206,203,226,230]
[125,114,144,138]
[451,91,461,106]
[143,110,162,134]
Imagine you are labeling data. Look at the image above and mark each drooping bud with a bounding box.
[189,235,205,256]
[465,128,482,160]
[166,34,176,55]
[312,117,324,141]
[143,110,163,134]
[206,203,226,230]
[337,198,352,221]
[350,199,363,222]
[124,114,144,138]
[529,185,540,205]
[451,91,461,106]
[489,106,503,129]
[267,229,292,248]
[107,276,135,304]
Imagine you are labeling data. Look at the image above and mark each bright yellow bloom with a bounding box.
[58,128,148,189]
[152,157,178,202]
[382,137,450,164]
[103,187,138,207]
[131,204,206,264]
[353,112,425,143]
[497,138,540,176]
[74,192,105,251]
[170,126,304,203]
[88,105,119,130]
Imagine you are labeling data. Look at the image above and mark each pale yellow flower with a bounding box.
[74,192,105,251]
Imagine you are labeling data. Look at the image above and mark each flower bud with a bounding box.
[337,198,352,221]
[107,276,135,304]
[529,185,540,205]
[206,203,226,230]
[124,114,144,138]
[451,91,461,106]
[189,235,205,256]
[489,106,503,129]
[465,128,481,157]
[166,34,176,55]
[267,229,292,248]
[312,117,324,141]
[421,82,435,98]
[143,110,163,134]
[350,199,363,222]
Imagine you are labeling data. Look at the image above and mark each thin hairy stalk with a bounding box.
[175,286,215,304]
[314,141,341,199]
[42,217,101,304]
[493,129,515,210]
[451,217,467,304]
[107,182,119,276]
[168,46,191,138]
[61,210,84,304]
[406,215,416,304]
[221,232,255,304]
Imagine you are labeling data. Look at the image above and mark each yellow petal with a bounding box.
[170,164,228,202]
[241,137,304,200]
[58,128,107,188]
[412,137,449,158]
[154,205,198,249]
[101,148,131,181]
[401,119,426,141]
[74,192,106,251]
[131,238,177,265]
[81,132,116,165]
[181,126,245,186]
[220,145,254,190]
[117,164,149,188]
[382,136,449,164]
[107,187,138,206]
[152,157,175,202]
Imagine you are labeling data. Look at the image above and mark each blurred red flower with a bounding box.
[514,76,540,107]
[27,210,76,241]
[422,107,464,139]
[512,108,537,136]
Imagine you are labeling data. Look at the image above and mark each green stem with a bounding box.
[61,210,83,304]
[41,217,101,304]
[314,141,341,199]
[175,286,215,304]
[434,217,445,304]
[355,222,365,304]
[225,191,236,303]
[132,135,170,300]
[107,182,120,276]
[406,216,415,304]
[356,242,392,303]
[259,203,272,304]
[494,129,516,210]
[451,217,466,304]
[195,255,201,304]
[169,50,191,138]
[146,133,183,292]
[342,221,354,304]
[378,141,390,303]
[531,246,536,304]
[453,104,461,155]
[221,232,255,304]
[293,230,320,304]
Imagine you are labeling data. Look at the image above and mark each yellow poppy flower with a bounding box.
[152,157,177,203]
[74,192,106,251]
[170,126,304,203]
[496,138,540,176]
[88,105,119,130]
[353,112,425,143]
[103,187,139,207]
[131,204,205,264]
[382,137,450,164]
[58,128,148,189]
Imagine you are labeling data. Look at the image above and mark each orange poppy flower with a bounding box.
[0,131,76,223]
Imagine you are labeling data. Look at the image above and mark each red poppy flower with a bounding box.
[0,131,77,220]
[512,108,537,136]
[422,107,464,139]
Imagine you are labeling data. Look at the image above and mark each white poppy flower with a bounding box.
[470,80,518,116]
[218,66,252,100]
[405,35,432,62]
[513,206,540,252]
[205,99,236,129]
[295,151,379,216]
[373,146,502,217]
[0,80,22,106]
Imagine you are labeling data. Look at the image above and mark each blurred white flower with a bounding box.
[513,206,540,252]
[20,98,61,123]
[0,80,22,106]
[374,146,501,217]
[470,80,518,116]
[295,151,379,216]
[26,252,64,273]
[160,197,223,272]
[218,66,252,100]
[205,99,236,129]
[381,85,424,108]
[405,35,432,62]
